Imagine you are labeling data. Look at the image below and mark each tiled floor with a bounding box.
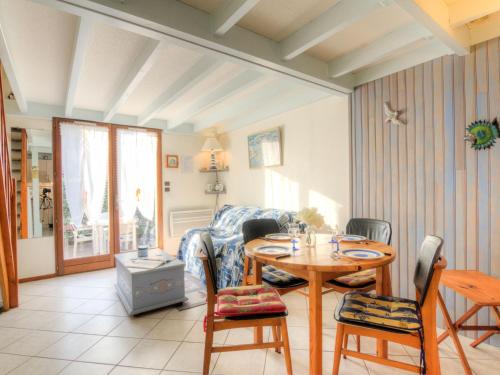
[0,269,499,374]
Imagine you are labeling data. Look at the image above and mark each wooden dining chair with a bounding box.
[242,219,308,295]
[332,235,446,375]
[198,232,293,375]
[324,218,392,351]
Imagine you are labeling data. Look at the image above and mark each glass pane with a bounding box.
[117,129,158,251]
[61,123,110,260]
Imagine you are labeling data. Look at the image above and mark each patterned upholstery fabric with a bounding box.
[216,285,288,317]
[335,292,422,332]
[262,265,307,288]
[328,269,376,288]
[177,205,296,289]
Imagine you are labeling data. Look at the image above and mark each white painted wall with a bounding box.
[219,96,351,229]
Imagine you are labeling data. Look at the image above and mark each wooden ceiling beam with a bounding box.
[449,0,500,28]
[279,0,383,61]
[213,0,260,36]
[138,56,221,126]
[103,39,161,122]
[65,16,93,117]
[329,23,432,78]
[394,0,469,56]
[168,69,263,129]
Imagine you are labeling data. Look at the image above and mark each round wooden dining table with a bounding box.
[245,234,396,375]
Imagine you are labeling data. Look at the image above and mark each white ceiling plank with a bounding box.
[329,23,432,78]
[394,0,469,56]
[103,39,162,122]
[353,38,449,86]
[194,78,294,132]
[223,88,329,132]
[279,0,382,61]
[469,11,500,45]
[213,0,260,36]
[31,0,353,94]
[65,16,93,117]
[0,22,27,113]
[138,56,221,126]
[168,69,263,129]
[449,0,500,28]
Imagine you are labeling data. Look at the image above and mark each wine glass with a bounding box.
[288,223,300,253]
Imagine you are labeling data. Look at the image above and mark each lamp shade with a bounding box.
[201,137,223,152]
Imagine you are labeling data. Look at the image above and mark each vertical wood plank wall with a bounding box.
[351,38,500,345]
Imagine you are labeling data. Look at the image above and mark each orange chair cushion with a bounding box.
[334,269,376,287]
[216,285,287,317]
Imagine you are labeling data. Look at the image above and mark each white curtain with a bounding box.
[117,129,157,221]
[83,127,108,224]
[61,124,85,227]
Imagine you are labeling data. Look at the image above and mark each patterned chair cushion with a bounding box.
[262,265,307,288]
[216,285,287,317]
[328,269,376,288]
[335,292,422,332]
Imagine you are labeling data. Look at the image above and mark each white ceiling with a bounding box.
[1,0,499,133]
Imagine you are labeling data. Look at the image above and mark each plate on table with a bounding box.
[340,234,367,242]
[254,245,290,256]
[340,248,384,260]
[264,233,291,241]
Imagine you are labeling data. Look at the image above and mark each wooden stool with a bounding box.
[437,270,500,375]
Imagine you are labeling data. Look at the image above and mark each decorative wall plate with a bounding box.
[465,119,499,150]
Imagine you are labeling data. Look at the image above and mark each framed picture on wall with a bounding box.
[247,127,282,168]
[166,154,179,168]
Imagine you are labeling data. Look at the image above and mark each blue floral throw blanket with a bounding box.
[177,205,295,289]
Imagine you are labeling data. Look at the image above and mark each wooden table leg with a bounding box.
[253,259,263,344]
[437,291,473,375]
[308,271,323,375]
[376,264,392,358]
[437,304,482,343]
[471,306,500,348]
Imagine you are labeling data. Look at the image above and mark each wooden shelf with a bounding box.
[205,189,226,195]
[199,167,229,173]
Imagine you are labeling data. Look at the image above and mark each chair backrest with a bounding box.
[413,235,443,305]
[242,219,280,244]
[346,218,392,244]
[199,232,218,295]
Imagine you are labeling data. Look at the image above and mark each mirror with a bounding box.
[12,127,53,238]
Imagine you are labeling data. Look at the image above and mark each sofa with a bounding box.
[177,204,295,289]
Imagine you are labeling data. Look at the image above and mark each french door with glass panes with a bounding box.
[53,119,163,275]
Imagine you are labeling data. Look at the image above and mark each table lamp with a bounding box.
[201,136,223,170]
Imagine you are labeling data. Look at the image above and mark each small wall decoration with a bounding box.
[464,119,499,150]
[384,102,406,126]
[166,154,179,168]
[248,127,282,168]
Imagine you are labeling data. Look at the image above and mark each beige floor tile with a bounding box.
[58,361,114,375]
[0,308,32,327]
[8,357,69,375]
[0,330,65,356]
[213,348,266,375]
[344,335,409,356]
[264,349,368,375]
[470,359,500,375]
[184,321,228,344]
[19,296,85,312]
[100,301,129,316]
[281,293,307,309]
[119,339,180,369]
[146,319,195,341]
[0,353,29,375]
[440,335,500,361]
[224,327,271,346]
[72,299,116,314]
[160,371,201,375]
[286,326,335,351]
[94,288,120,301]
[139,307,172,319]
[164,305,206,321]
[364,356,417,374]
[74,315,125,335]
[109,317,161,338]
[0,328,30,349]
[38,312,94,332]
[9,310,63,330]
[110,367,161,375]
[44,286,107,299]
[78,336,139,364]
[38,333,102,360]
[286,308,309,327]
[165,342,218,373]
[18,283,56,296]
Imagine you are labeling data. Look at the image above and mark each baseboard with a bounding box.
[19,273,57,283]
